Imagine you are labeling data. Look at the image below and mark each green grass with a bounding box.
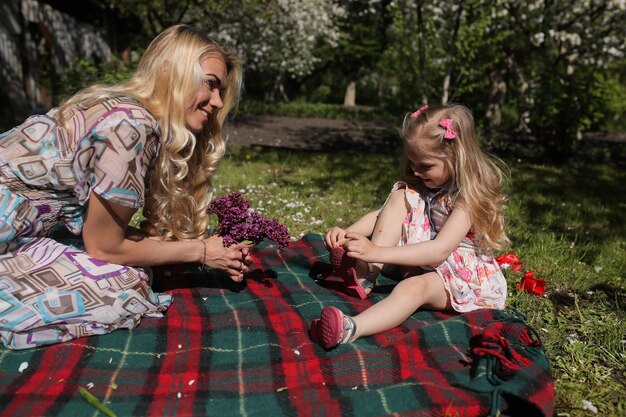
[212,145,626,416]
[238,100,397,123]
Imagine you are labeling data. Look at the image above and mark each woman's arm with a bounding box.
[344,206,472,267]
[82,193,248,280]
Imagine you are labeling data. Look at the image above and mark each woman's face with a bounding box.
[185,54,227,133]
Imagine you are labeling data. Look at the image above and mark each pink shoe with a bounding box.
[329,247,368,300]
[318,306,353,349]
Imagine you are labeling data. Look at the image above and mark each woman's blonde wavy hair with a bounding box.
[58,25,243,241]
[401,104,509,251]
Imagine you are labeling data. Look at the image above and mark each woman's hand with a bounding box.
[231,241,253,267]
[343,232,378,262]
[201,236,251,282]
[325,227,348,250]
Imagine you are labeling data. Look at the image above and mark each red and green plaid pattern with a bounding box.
[0,234,554,416]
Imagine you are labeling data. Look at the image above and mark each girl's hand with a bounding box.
[202,236,249,282]
[325,227,348,250]
[343,232,378,262]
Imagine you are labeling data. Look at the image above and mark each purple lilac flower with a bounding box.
[263,219,291,250]
[208,192,251,232]
[208,192,290,250]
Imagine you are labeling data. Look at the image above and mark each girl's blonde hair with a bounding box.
[58,25,243,240]
[401,104,509,251]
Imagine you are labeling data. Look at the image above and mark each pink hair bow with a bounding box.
[410,104,428,119]
[439,118,457,140]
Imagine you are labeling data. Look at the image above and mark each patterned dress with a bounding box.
[0,97,172,350]
[391,181,506,312]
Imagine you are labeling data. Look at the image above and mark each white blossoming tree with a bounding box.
[212,0,345,102]
[106,0,345,102]
[497,0,625,158]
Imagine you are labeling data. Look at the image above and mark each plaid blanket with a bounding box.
[0,234,554,417]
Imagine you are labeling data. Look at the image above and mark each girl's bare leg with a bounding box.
[351,272,451,339]
[355,189,408,287]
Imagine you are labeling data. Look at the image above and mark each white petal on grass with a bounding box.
[582,400,598,413]
[19,362,28,373]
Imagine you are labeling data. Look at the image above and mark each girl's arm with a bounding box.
[82,193,249,281]
[344,206,472,267]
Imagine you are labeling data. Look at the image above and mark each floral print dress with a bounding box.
[0,97,172,349]
[391,181,506,312]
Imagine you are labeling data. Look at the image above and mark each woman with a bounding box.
[0,25,250,349]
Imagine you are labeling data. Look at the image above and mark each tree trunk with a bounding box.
[513,62,531,133]
[485,78,505,127]
[441,1,464,105]
[278,81,289,103]
[343,80,356,107]
[271,73,289,103]
[442,74,450,104]
[485,59,509,129]
[416,0,427,104]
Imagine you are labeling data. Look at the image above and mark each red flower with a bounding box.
[496,253,524,272]
[516,271,547,295]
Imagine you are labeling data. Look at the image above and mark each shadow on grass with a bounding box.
[589,283,626,310]
[508,162,626,267]
[235,146,402,207]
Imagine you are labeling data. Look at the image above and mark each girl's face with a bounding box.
[409,155,450,189]
[184,55,227,133]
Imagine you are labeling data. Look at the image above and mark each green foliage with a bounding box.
[56,57,136,104]
[373,1,626,161]
[586,65,626,132]
[107,0,225,45]
[331,0,389,78]
[309,85,332,103]
[239,99,395,123]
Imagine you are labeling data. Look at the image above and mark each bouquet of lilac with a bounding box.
[208,192,291,250]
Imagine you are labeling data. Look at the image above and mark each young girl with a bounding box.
[310,103,509,349]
